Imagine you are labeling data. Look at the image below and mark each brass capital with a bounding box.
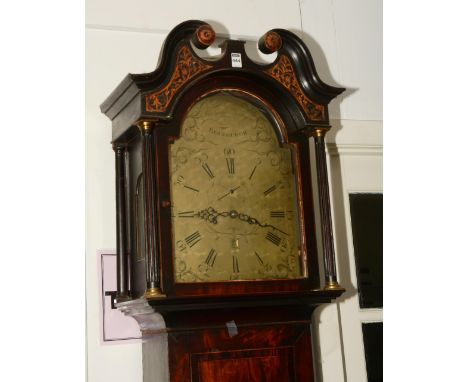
[301,125,331,138]
[137,120,156,133]
[309,127,329,138]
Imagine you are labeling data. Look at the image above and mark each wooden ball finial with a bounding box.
[258,31,282,54]
[192,24,216,49]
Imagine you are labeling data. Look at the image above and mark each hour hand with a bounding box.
[217,185,241,201]
[234,211,289,236]
[251,218,289,236]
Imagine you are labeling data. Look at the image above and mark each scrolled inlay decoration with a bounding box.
[145,45,213,112]
[265,55,325,121]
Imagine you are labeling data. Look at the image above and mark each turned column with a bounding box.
[309,127,343,290]
[113,143,131,301]
[138,121,165,298]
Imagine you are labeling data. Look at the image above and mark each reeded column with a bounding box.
[113,143,131,301]
[138,120,165,298]
[309,127,344,290]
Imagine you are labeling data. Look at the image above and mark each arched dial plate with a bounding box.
[169,93,305,282]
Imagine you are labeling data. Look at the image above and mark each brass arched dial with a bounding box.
[169,93,305,282]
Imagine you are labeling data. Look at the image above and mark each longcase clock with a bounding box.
[101,20,345,382]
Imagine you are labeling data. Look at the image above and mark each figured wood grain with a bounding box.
[166,317,313,382]
[195,349,292,382]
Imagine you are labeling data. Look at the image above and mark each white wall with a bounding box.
[85,1,382,381]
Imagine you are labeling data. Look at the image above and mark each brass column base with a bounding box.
[324,281,345,291]
[144,287,166,299]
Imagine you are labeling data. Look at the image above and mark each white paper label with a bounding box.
[226,320,238,337]
[231,53,242,68]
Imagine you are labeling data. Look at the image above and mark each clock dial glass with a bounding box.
[169,93,305,282]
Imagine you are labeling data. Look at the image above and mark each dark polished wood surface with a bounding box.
[313,131,339,286]
[169,323,313,382]
[113,144,130,300]
[100,20,344,142]
[164,306,315,382]
[146,289,344,315]
[103,20,345,382]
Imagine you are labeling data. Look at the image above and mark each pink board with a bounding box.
[98,252,141,343]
